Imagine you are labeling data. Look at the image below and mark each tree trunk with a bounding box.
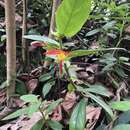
[43,0,61,68]
[22,0,29,71]
[5,0,16,101]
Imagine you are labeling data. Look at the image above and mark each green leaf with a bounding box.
[86,29,100,37]
[111,101,130,111]
[85,84,111,97]
[3,102,41,120]
[24,35,60,46]
[39,73,52,82]
[88,93,113,118]
[115,110,130,125]
[20,94,39,103]
[3,107,30,120]
[112,124,130,130]
[103,21,116,30]
[27,102,41,116]
[0,81,7,89]
[56,0,92,37]
[67,48,125,60]
[42,80,55,97]
[48,120,63,130]
[69,99,87,130]
[31,119,45,130]
[46,99,63,114]
[16,79,27,95]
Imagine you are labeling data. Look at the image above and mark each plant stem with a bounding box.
[22,0,29,72]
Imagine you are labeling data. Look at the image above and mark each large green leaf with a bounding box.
[115,110,130,125]
[31,119,45,130]
[20,94,39,103]
[3,102,41,120]
[85,84,111,97]
[111,101,130,111]
[56,0,92,37]
[112,124,130,130]
[48,120,63,130]
[67,48,125,60]
[69,99,87,130]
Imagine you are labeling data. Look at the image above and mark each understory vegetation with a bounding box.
[0,0,130,130]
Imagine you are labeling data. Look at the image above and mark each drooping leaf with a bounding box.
[56,0,92,37]
[24,35,60,46]
[20,94,39,103]
[111,101,130,111]
[31,119,45,130]
[42,80,55,97]
[48,120,63,130]
[3,107,30,120]
[67,48,125,60]
[112,124,130,130]
[3,102,41,120]
[85,84,111,97]
[69,99,87,130]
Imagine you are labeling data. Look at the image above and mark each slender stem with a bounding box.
[64,63,76,89]
[112,20,125,55]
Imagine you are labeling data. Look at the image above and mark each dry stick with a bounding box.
[5,0,16,102]
[22,0,29,71]
[43,0,61,68]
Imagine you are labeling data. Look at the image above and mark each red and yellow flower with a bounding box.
[46,49,70,75]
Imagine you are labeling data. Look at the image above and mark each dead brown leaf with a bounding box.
[86,106,102,130]
[26,79,38,93]
[62,92,77,112]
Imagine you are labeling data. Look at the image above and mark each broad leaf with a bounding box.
[115,110,130,125]
[112,124,130,130]
[20,94,39,103]
[3,107,30,120]
[3,102,41,120]
[69,99,87,130]
[111,101,130,111]
[39,73,52,82]
[48,120,63,130]
[85,84,111,97]
[42,80,55,97]
[31,119,45,130]
[56,0,92,37]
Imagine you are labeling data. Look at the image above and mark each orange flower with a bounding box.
[46,49,70,75]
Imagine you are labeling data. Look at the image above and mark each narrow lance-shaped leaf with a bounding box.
[56,0,92,37]
[69,99,87,130]
[24,35,60,46]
